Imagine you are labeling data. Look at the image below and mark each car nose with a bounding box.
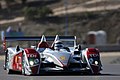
[30,65,40,74]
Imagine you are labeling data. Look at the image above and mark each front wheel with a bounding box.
[7,68,14,74]
[22,67,25,75]
[90,64,101,75]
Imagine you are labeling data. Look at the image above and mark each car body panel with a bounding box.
[4,47,41,75]
[42,48,71,67]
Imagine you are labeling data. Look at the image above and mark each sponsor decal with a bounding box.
[89,54,99,57]
[60,56,66,60]
[27,54,37,58]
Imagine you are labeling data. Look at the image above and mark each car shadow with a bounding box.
[31,72,120,76]
[8,71,120,76]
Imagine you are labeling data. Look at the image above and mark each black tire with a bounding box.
[4,50,8,70]
[5,50,12,74]
[3,65,6,70]
[7,69,14,74]
[22,53,26,75]
[22,67,25,75]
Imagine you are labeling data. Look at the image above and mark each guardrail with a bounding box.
[0,44,120,55]
[82,44,120,52]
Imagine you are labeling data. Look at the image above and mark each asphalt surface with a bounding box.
[0,52,120,80]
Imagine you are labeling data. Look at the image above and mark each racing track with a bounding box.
[0,52,120,80]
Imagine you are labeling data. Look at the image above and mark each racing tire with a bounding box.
[7,69,14,74]
[5,50,14,74]
[4,50,8,70]
[22,67,25,75]
[87,71,93,75]
[7,69,11,74]
[3,65,6,70]
[22,53,26,75]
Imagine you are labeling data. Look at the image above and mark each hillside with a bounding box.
[0,0,120,44]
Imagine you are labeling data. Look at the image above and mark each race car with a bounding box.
[3,37,41,75]
[36,35,102,74]
[3,35,102,75]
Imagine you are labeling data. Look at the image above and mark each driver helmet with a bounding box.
[54,40,64,50]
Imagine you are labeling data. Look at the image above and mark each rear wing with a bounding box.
[4,36,76,41]
[3,36,76,50]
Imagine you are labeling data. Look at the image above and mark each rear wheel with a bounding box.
[7,69,14,74]
[4,50,13,74]
[4,50,8,70]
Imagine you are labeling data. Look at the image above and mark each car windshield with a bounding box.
[62,41,74,47]
[55,43,63,47]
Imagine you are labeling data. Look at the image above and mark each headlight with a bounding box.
[34,59,39,64]
[29,59,39,66]
[89,58,94,64]
[29,61,34,66]
[95,61,98,65]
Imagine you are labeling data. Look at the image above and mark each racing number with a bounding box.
[18,57,22,64]
[15,56,22,70]
[27,54,37,58]
[89,54,99,57]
